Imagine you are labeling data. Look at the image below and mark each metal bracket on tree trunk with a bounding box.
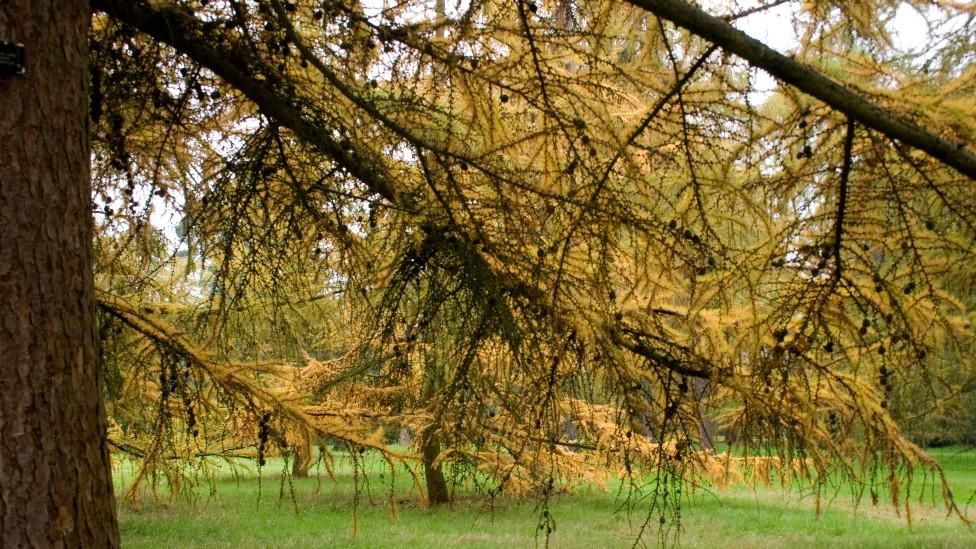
[0,42,26,76]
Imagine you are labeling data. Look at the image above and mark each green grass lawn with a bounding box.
[116,447,976,548]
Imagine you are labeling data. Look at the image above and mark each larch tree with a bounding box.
[90,0,976,495]
[6,0,975,543]
[0,0,120,545]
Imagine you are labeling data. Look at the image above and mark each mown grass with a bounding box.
[116,447,976,548]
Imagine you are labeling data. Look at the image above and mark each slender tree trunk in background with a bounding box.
[419,346,449,505]
[421,429,450,505]
[693,379,716,452]
[0,1,120,545]
[435,0,446,38]
[291,432,311,478]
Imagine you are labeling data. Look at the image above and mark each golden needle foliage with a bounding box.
[89,0,975,538]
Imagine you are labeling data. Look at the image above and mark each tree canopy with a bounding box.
[84,0,976,541]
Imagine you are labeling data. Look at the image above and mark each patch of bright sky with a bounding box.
[718,0,945,94]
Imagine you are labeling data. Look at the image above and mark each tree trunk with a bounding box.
[418,330,450,505]
[693,379,716,452]
[0,1,120,546]
[421,429,450,506]
[291,433,312,478]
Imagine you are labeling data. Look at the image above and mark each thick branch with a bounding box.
[93,0,719,387]
[91,0,402,204]
[625,0,976,181]
[832,118,855,282]
[611,325,713,380]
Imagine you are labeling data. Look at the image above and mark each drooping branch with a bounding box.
[107,439,255,461]
[624,0,976,181]
[612,325,713,380]
[96,290,416,459]
[91,0,403,204]
[91,0,719,382]
[832,118,855,283]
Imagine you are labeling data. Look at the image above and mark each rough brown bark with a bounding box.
[0,1,120,546]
